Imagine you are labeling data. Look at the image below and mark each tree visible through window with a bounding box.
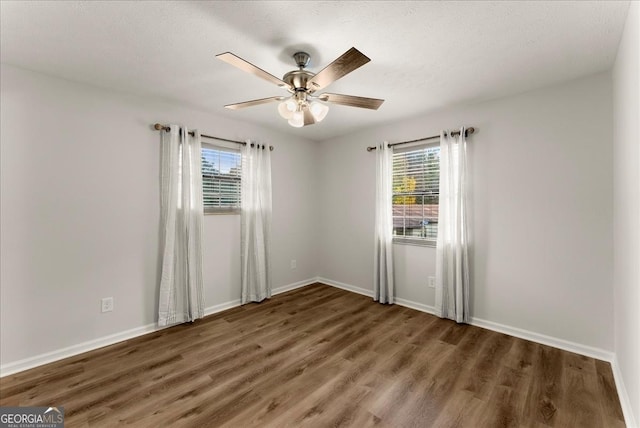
[201,144,241,214]
[392,144,440,243]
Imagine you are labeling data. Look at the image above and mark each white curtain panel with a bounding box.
[158,125,205,326]
[240,142,273,304]
[435,127,470,323]
[374,142,394,304]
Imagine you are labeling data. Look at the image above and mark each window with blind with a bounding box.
[392,143,440,245]
[201,144,241,214]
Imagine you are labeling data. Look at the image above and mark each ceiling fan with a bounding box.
[216,47,384,128]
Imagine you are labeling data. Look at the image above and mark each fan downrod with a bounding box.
[293,52,311,69]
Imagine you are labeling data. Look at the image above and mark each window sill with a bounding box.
[204,210,241,216]
[392,237,437,248]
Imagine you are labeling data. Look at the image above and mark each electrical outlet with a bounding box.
[101,297,114,313]
[428,276,436,288]
[290,259,297,270]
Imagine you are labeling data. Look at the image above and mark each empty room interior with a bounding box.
[0,1,638,427]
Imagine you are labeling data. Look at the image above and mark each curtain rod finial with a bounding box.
[154,123,166,131]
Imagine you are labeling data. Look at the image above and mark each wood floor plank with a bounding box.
[595,359,626,427]
[462,331,514,400]
[431,389,486,428]
[0,284,626,427]
[555,365,603,428]
[522,344,564,427]
[219,352,351,427]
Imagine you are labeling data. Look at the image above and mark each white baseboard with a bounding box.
[272,277,319,295]
[203,299,241,317]
[318,278,638,426]
[317,277,373,297]
[468,317,614,362]
[317,277,614,361]
[0,323,160,378]
[611,355,638,428]
[394,297,437,315]
[317,278,440,315]
[3,276,634,428]
[0,277,318,378]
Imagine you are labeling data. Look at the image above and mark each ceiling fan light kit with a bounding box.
[216,47,384,128]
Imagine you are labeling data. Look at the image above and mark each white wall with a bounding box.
[612,2,639,426]
[0,64,319,365]
[318,72,614,351]
[0,55,628,407]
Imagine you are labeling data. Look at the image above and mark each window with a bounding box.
[392,143,440,245]
[201,144,241,214]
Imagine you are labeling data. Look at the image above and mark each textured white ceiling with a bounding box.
[0,1,630,141]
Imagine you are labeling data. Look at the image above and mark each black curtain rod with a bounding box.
[366,127,475,151]
[153,123,274,151]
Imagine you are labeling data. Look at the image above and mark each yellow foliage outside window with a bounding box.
[393,176,416,204]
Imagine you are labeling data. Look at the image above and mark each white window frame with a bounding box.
[392,141,440,247]
[201,142,241,215]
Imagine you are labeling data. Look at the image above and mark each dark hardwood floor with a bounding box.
[0,283,625,427]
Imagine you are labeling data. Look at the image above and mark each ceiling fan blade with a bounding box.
[224,96,285,110]
[306,47,370,92]
[216,52,291,89]
[303,106,316,126]
[319,93,384,110]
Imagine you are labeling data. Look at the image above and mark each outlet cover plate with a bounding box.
[101,297,114,313]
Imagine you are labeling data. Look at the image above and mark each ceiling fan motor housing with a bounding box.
[283,69,315,91]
